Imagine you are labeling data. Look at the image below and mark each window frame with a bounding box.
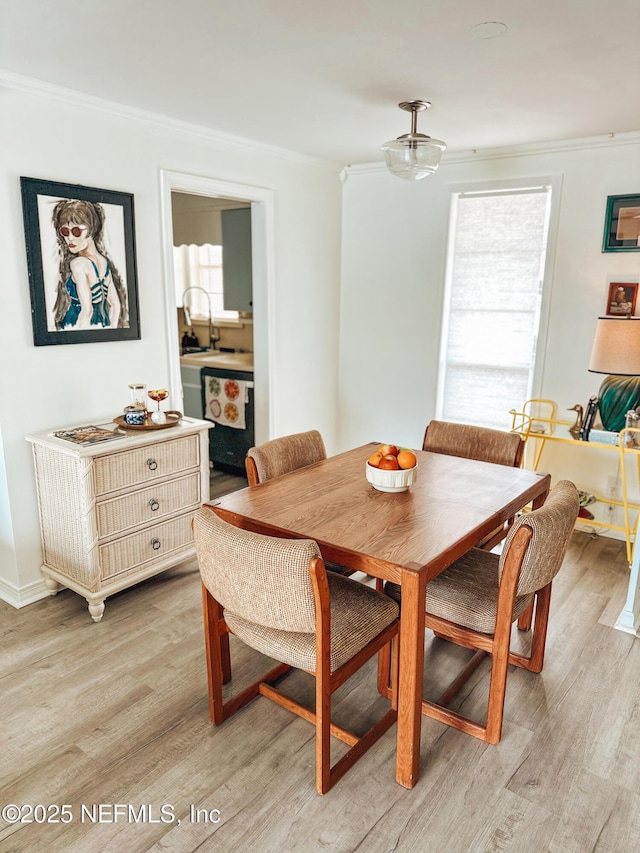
[435,175,562,427]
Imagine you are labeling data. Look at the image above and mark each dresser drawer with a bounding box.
[93,435,200,496]
[96,472,200,538]
[99,512,195,579]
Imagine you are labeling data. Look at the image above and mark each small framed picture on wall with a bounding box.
[602,193,640,252]
[606,282,638,316]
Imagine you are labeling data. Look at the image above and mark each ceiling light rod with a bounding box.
[381,99,446,181]
[398,100,431,140]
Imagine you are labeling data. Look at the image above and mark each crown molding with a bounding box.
[0,69,340,173]
[345,130,640,178]
[5,69,639,179]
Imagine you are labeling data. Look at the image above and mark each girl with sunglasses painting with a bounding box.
[52,199,128,330]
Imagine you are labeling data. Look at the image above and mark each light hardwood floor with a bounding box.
[1,526,639,852]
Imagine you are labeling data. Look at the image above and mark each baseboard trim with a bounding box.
[0,575,50,609]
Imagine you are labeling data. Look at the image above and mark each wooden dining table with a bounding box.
[209,442,551,788]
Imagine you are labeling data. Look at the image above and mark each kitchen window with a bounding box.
[436,181,556,430]
[173,243,239,320]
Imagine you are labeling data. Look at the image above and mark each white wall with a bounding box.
[339,137,640,511]
[0,79,342,606]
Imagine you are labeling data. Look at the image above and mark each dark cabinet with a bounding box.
[221,208,253,313]
[201,367,254,474]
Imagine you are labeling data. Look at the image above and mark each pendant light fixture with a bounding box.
[381,100,446,181]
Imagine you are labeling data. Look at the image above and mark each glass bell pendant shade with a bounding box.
[381,100,446,181]
[381,137,446,180]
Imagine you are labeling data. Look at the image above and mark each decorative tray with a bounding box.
[113,411,183,431]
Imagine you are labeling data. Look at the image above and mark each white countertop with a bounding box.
[180,351,254,372]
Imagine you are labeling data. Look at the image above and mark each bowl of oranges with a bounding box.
[365,444,418,493]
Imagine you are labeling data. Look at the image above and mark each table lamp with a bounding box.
[588,316,640,431]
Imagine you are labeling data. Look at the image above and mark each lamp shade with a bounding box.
[589,316,640,374]
[589,316,640,431]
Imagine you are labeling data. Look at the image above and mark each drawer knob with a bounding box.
[151,538,162,551]
[147,458,158,470]
[149,498,160,512]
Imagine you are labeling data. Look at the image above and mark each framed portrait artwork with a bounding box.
[602,193,640,252]
[606,282,638,316]
[20,177,141,346]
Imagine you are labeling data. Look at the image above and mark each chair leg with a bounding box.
[377,641,391,697]
[517,598,534,631]
[312,557,334,795]
[509,585,552,673]
[389,635,399,711]
[484,648,509,744]
[528,586,551,672]
[202,583,227,725]
[214,598,232,683]
[316,675,332,795]
[376,634,400,706]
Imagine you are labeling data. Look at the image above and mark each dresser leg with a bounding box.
[44,577,62,596]
[87,600,105,622]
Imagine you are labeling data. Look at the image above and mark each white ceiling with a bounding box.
[3,0,640,166]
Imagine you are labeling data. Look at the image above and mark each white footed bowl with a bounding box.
[365,461,418,493]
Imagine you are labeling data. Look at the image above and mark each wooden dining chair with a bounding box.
[382,480,579,745]
[246,430,354,576]
[193,507,400,794]
[423,420,525,550]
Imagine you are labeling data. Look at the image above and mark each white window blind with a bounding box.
[437,186,552,430]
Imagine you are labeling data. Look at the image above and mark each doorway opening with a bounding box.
[159,170,274,451]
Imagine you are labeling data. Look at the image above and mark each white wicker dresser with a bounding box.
[26,417,212,621]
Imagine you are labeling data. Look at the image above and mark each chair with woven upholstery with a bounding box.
[193,507,400,795]
[422,420,525,550]
[383,480,579,745]
[245,429,327,486]
[246,430,354,577]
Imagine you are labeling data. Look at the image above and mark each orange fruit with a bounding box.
[397,450,417,470]
[368,451,383,468]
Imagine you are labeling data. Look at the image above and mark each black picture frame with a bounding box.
[20,177,141,345]
[602,193,640,253]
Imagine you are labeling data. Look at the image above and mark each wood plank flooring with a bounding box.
[1,525,639,852]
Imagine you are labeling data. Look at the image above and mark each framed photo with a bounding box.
[20,177,141,346]
[602,193,640,252]
[606,282,638,316]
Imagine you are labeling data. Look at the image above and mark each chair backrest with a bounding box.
[246,430,327,484]
[193,508,320,633]
[422,420,524,468]
[499,480,579,596]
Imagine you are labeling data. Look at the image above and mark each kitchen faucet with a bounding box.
[181,286,220,351]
